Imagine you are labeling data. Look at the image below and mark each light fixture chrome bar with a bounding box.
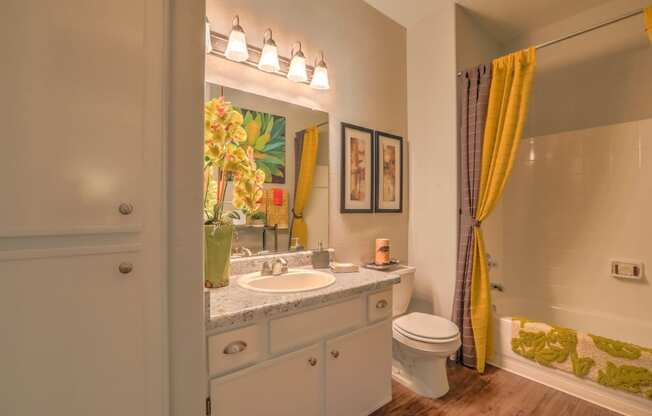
[456,7,645,76]
[209,31,315,84]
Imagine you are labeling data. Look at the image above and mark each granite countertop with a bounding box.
[205,266,412,331]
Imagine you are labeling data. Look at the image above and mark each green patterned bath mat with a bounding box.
[511,317,652,401]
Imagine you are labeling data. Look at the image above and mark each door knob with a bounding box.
[118,262,133,274]
[308,357,318,367]
[331,350,340,359]
[119,203,134,215]
[376,299,388,309]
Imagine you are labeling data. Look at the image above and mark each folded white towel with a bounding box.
[330,262,359,273]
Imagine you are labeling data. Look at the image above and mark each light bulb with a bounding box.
[225,15,249,62]
[257,29,280,72]
[310,52,330,90]
[287,42,307,83]
[205,17,212,54]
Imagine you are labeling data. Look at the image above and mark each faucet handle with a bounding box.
[261,260,272,275]
[278,257,288,273]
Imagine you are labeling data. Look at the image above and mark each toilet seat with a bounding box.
[393,312,459,344]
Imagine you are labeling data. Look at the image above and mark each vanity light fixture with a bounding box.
[205,17,213,54]
[257,29,280,73]
[207,17,330,90]
[309,51,330,90]
[225,15,249,62]
[287,42,308,83]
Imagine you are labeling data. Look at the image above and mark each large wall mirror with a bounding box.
[205,83,329,258]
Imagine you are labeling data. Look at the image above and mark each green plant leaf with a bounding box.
[254,133,271,150]
[261,154,284,165]
[263,141,285,152]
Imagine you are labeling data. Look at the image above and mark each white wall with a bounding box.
[205,0,408,264]
[407,2,458,317]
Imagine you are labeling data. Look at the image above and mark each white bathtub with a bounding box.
[491,300,652,416]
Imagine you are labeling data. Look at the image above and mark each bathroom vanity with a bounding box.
[204,258,400,416]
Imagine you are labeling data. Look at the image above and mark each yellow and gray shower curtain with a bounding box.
[290,126,319,248]
[453,64,492,369]
[454,48,536,373]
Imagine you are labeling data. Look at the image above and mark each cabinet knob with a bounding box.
[331,350,340,359]
[376,299,388,309]
[118,262,133,274]
[223,341,247,355]
[308,357,318,367]
[118,203,134,215]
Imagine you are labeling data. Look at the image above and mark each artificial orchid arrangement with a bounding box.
[203,97,265,225]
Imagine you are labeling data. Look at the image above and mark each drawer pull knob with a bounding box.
[119,203,134,215]
[223,341,247,355]
[331,350,340,359]
[308,357,318,367]
[376,299,388,309]
[118,262,133,274]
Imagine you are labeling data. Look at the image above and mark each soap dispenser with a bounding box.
[311,242,330,269]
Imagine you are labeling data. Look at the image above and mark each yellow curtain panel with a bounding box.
[471,48,537,373]
[291,126,320,247]
[645,6,652,44]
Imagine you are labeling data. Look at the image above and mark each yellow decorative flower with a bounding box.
[204,97,266,222]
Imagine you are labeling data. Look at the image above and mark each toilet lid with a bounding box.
[393,312,459,342]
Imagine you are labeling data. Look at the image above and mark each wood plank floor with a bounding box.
[371,364,621,416]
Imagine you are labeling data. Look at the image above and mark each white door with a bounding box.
[210,344,323,416]
[0,250,145,415]
[326,320,393,416]
[0,1,167,415]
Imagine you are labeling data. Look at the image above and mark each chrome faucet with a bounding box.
[261,257,288,276]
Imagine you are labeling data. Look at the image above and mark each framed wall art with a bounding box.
[374,130,403,213]
[341,123,374,213]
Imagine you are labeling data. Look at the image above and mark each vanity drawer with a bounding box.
[368,290,393,322]
[208,323,266,376]
[270,297,365,354]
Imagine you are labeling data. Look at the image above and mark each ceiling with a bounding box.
[364,0,615,42]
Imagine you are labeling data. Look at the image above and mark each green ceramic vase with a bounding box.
[204,223,234,288]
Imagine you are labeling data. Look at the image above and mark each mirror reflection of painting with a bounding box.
[349,137,366,201]
[382,144,396,202]
[239,109,286,184]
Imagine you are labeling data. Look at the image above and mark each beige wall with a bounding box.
[455,5,504,71]
[507,0,652,138]
[407,2,458,317]
[206,0,408,264]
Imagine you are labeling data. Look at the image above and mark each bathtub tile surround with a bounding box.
[487,117,652,333]
[511,318,652,401]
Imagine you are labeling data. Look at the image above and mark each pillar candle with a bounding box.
[375,238,390,265]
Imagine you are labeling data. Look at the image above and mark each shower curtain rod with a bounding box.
[457,7,644,76]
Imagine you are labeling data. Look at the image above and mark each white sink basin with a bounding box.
[238,269,336,293]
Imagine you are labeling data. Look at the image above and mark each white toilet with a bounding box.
[390,267,461,399]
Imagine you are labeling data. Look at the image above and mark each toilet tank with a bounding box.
[391,266,415,317]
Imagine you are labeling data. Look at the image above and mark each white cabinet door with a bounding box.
[326,320,393,416]
[0,249,145,416]
[0,0,149,237]
[210,344,323,416]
